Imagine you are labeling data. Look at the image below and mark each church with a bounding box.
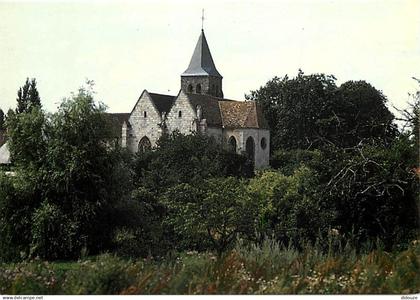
[111,29,270,168]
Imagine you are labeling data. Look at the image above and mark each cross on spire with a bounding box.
[201,9,205,30]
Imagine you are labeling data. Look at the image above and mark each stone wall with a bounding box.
[181,76,223,97]
[166,90,197,135]
[223,128,270,169]
[127,91,163,152]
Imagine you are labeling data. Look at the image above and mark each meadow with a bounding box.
[1,239,419,295]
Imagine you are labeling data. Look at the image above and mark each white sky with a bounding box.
[0,0,419,115]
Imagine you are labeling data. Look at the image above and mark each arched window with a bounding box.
[196,84,202,94]
[228,136,237,153]
[260,137,267,150]
[187,84,193,93]
[143,111,147,118]
[196,105,202,120]
[178,110,182,118]
[138,136,151,153]
[245,136,255,162]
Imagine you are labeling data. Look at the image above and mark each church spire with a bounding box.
[181,29,223,98]
[181,30,222,78]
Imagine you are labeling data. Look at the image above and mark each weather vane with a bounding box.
[201,9,205,30]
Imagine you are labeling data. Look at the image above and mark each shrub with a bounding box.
[133,131,253,193]
[163,177,258,254]
[30,202,79,260]
[249,167,334,248]
[0,259,59,294]
[63,254,137,295]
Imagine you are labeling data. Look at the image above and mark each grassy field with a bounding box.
[1,239,419,295]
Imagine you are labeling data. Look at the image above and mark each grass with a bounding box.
[1,240,419,295]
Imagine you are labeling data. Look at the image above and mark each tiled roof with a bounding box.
[148,93,175,115]
[219,100,269,129]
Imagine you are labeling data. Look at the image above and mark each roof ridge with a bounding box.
[148,92,175,97]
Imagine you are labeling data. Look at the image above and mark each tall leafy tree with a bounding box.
[3,83,130,260]
[16,78,41,114]
[246,70,337,150]
[246,71,397,151]
[333,80,397,147]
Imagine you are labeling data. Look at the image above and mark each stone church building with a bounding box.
[112,30,270,168]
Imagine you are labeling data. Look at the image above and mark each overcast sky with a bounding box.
[0,0,419,115]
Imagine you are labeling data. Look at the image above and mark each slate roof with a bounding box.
[107,113,130,137]
[185,93,269,129]
[186,93,223,127]
[181,30,222,77]
[0,142,10,165]
[148,93,176,115]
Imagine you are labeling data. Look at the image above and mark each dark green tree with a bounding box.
[133,131,253,193]
[0,109,4,130]
[2,83,130,260]
[333,80,397,147]
[246,71,397,151]
[16,78,41,114]
[246,70,337,150]
[163,177,257,254]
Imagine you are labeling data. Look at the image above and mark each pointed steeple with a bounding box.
[182,30,222,77]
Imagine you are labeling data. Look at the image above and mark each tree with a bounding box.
[133,131,253,193]
[333,80,397,147]
[246,70,337,150]
[0,109,4,130]
[326,138,418,249]
[16,78,41,114]
[2,83,131,260]
[246,71,397,151]
[163,177,257,254]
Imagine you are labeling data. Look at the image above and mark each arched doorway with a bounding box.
[138,136,151,153]
[228,136,237,153]
[245,136,255,162]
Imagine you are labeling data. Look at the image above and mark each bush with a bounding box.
[30,202,79,260]
[0,259,59,294]
[249,167,334,248]
[63,254,137,295]
[163,177,258,254]
[133,131,253,193]
[0,173,39,262]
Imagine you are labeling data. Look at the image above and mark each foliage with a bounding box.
[333,81,397,147]
[1,83,131,260]
[16,78,41,114]
[163,177,258,254]
[326,137,419,249]
[30,202,79,260]
[246,71,396,151]
[62,254,136,295]
[249,167,334,248]
[0,173,38,262]
[6,106,46,168]
[0,109,4,130]
[133,131,253,193]
[112,187,167,258]
[1,241,419,295]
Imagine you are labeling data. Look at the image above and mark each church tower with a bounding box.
[181,30,223,98]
